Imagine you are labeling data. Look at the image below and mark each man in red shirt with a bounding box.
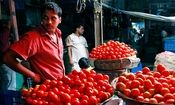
[3,2,65,83]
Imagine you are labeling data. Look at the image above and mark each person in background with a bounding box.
[65,23,89,72]
[78,57,93,71]
[3,2,65,83]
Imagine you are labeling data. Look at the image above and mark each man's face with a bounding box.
[42,10,61,34]
[77,26,84,35]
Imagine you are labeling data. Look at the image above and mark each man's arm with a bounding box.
[67,46,74,65]
[3,49,41,83]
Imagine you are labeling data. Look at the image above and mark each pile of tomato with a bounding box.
[115,64,175,104]
[89,40,137,60]
[21,69,114,105]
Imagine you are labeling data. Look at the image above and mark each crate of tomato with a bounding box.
[89,40,140,70]
[112,64,175,105]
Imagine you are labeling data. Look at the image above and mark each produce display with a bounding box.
[21,69,114,105]
[89,40,137,60]
[114,64,175,104]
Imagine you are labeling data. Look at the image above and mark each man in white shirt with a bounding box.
[65,23,89,71]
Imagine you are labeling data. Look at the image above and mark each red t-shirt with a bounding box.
[10,26,65,80]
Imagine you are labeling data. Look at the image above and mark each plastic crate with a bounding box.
[164,39,175,52]
[0,90,23,105]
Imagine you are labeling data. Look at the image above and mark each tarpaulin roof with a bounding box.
[102,3,175,22]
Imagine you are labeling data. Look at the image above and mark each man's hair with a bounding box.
[78,57,90,69]
[41,2,62,17]
[73,23,84,33]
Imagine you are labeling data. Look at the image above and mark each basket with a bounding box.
[0,90,23,105]
[94,56,140,70]
[116,91,162,105]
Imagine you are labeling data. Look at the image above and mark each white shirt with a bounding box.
[66,33,88,71]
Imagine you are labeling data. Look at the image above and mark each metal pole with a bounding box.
[9,0,19,41]
[0,1,1,19]
[100,0,103,44]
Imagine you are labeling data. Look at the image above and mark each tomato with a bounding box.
[156,64,166,73]
[136,73,145,80]
[136,78,144,85]
[130,88,140,98]
[142,67,151,74]
[21,88,30,97]
[154,82,163,93]
[126,73,135,80]
[50,80,58,87]
[89,96,98,105]
[136,96,144,102]
[146,76,155,84]
[118,76,127,83]
[60,92,71,103]
[71,98,80,105]
[163,93,174,101]
[39,84,47,92]
[52,87,60,95]
[170,87,175,93]
[143,98,150,103]
[161,70,170,77]
[116,82,126,92]
[153,94,164,102]
[153,72,161,78]
[144,79,153,90]
[123,89,131,97]
[36,90,44,98]
[149,98,158,104]
[72,70,79,75]
[143,91,152,98]
[160,88,170,96]
[44,79,51,85]
[94,73,104,81]
[98,91,109,101]
[79,71,86,79]
[165,99,175,104]
[130,80,140,89]
[80,99,88,105]
[148,88,155,96]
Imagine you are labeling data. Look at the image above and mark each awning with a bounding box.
[102,3,175,22]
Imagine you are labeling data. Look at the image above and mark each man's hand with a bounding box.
[69,59,74,65]
[32,73,41,83]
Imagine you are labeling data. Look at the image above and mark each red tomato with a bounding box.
[153,72,161,78]
[164,93,174,101]
[60,92,71,103]
[123,89,131,97]
[161,70,170,77]
[118,76,127,83]
[161,88,170,96]
[21,88,30,97]
[156,64,166,73]
[136,96,144,102]
[127,73,135,80]
[165,99,175,104]
[130,80,140,89]
[153,94,164,102]
[149,98,158,104]
[39,84,47,92]
[131,88,140,98]
[143,91,152,98]
[116,82,126,92]
[144,79,153,90]
[142,67,151,74]
[154,82,163,93]
[71,98,80,105]
[80,99,88,105]
[89,96,98,105]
